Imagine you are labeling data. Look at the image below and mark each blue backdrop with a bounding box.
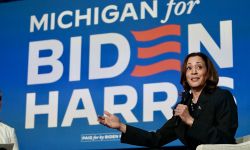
[0,0,250,149]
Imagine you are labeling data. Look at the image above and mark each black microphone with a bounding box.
[174,90,190,126]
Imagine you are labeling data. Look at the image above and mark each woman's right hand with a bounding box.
[98,111,127,133]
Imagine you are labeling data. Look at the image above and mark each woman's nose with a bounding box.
[191,67,198,74]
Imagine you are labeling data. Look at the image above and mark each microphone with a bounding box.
[174,90,190,126]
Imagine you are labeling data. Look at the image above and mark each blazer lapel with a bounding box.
[195,90,209,119]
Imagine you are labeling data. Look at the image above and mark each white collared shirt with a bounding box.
[0,122,19,150]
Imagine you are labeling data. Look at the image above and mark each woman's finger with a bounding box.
[104,110,112,117]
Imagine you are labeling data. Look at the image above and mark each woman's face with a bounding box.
[186,56,207,91]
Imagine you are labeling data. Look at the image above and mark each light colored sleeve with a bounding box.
[10,128,19,150]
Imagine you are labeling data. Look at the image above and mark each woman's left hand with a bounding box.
[174,104,194,126]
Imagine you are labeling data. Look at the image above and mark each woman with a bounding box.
[0,91,19,150]
[98,52,238,150]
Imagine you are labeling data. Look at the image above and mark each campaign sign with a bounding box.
[0,0,249,149]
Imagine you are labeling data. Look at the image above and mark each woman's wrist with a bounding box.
[118,123,127,133]
[187,117,194,127]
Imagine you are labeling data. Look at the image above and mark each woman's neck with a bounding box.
[192,91,201,103]
[191,86,205,103]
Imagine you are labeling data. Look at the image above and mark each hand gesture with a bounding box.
[174,104,194,126]
[98,111,122,129]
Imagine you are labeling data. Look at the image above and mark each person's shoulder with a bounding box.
[211,87,235,104]
[212,87,232,96]
[0,122,15,131]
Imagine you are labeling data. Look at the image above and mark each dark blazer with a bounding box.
[120,87,238,150]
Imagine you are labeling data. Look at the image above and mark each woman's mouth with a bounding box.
[191,77,200,81]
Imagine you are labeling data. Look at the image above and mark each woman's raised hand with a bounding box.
[98,111,127,133]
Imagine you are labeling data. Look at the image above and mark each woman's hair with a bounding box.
[180,52,219,92]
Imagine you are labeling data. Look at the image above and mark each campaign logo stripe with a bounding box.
[131,24,180,42]
[138,41,181,58]
[131,59,181,77]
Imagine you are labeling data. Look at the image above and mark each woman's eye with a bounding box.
[186,66,192,70]
[197,65,203,70]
